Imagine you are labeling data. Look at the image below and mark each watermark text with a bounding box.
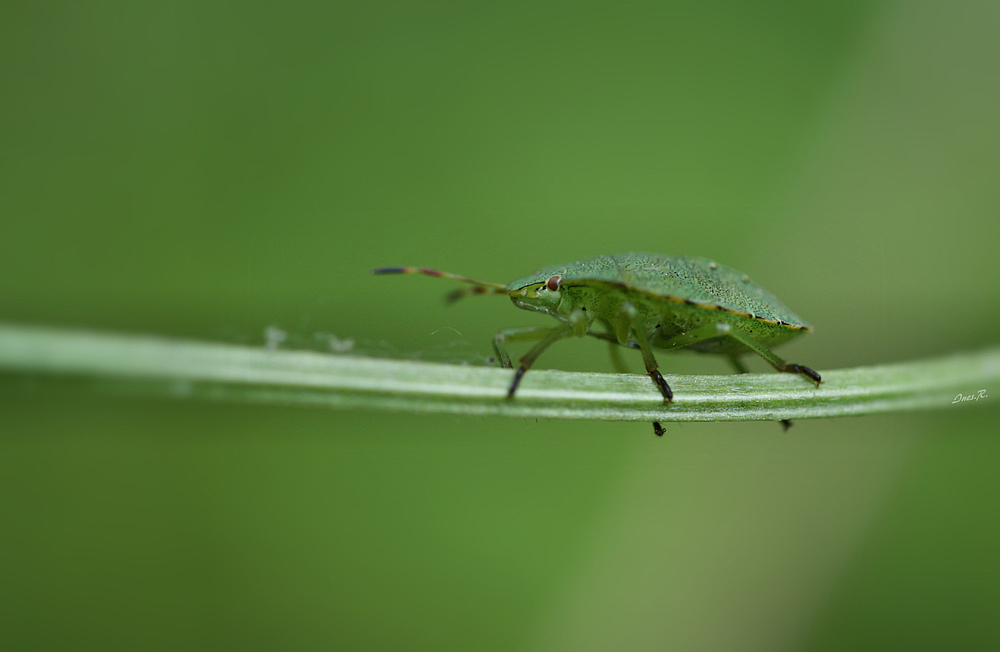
[952,389,988,404]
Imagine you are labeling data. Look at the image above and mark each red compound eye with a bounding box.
[546,275,561,292]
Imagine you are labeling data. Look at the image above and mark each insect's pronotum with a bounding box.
[374,253,821,434]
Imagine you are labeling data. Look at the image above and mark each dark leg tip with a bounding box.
[650,369,674,402]
[785,363,822,385]
[801,365,822,385]
[653,422,665,436]
[507,367,526,399]
[780,419,793,432]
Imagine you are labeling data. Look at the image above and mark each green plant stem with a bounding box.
[0,322,996,422]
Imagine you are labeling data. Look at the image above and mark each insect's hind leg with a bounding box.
[725,329,818,434]
[723,328,821,385]
[657,324,821,386]
[657,323,818,433]
[730,348,794,431]
[730,349,795,432]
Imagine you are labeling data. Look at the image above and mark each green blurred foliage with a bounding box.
[1,0,998,649]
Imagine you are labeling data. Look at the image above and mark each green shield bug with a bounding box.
[374,253,821,434]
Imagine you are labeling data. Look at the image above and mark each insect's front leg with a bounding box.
[492,326,552,369]
[506,323,575,398]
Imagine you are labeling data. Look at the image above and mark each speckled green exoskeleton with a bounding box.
[374,253,821,434]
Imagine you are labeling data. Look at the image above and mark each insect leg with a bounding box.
[630,320,673,403]
[655,323,731,351]
[493,326,552,369]
[723,329,822,385]
[590,318,633,374]
[656,324,822,386]
[608,342,630,374]
[727,355,750,374]
[507,323,575,398]
[658,325,812,431]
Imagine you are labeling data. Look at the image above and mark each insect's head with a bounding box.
[508,275,563,314]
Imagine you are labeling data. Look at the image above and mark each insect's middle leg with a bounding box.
[607,342,631,374]
[626,313,673,403]
[727,355,750,375]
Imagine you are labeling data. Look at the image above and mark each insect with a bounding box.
[373,253,821,434]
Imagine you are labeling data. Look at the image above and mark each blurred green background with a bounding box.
[2,0,998,649]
